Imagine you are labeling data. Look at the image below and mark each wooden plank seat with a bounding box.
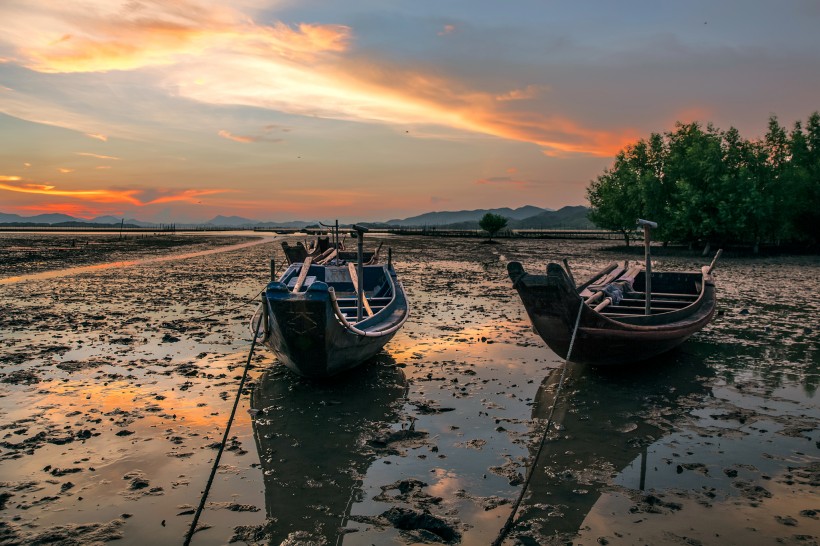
[601,305,684,315]
[628,291,698,300]
[335,297,392,307]
[615,297,692,308]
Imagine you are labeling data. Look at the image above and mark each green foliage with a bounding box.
[478,213,508,240]
[586,112,820,249]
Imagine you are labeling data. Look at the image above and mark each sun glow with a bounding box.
[0,176,229,206]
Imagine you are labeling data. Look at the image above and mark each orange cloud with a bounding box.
[218,130,255,143]
[86,133,108,141]
[0,176,228,206]
[2,2,630,157]
[17,202,115,219]
[496,84,550,102]
[218,128,285,143]
[58,168,74,173]
[14,3,351,74]
[76,152,120,160]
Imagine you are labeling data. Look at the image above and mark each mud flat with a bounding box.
[0,235,817,545]
[0,233,261,279]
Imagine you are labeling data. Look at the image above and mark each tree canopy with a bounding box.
[478,213,508,241]
[586,112,820,250]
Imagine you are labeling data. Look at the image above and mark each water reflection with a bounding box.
[250,356,407,544]
[510,349,714,544]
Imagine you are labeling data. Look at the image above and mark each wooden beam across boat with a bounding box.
[577,262,619,293]
[291,257,312,293]
[347,262,374,317]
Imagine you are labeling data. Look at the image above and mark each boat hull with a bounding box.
[508,262,716,366]
[264,291,398,377]
[260,263,408,378]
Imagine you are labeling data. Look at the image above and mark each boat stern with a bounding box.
[263,280,333,377]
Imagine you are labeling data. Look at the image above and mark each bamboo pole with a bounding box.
[292,257,312,293]
[352,225,369,322]
[637,219,657,315]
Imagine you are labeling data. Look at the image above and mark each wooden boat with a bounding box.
[508,220,719,366]
[254,226,408,377]
[280,227,381,266]
[280,236,331,265]
[508,259,717,366]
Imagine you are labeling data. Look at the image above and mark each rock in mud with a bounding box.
[381,507,461,543]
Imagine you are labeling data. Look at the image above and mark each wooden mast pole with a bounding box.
[637,219,657,315]
[352,224,369,322]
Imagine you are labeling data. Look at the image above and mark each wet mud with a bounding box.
[0,234,817,545]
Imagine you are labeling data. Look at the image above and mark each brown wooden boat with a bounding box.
[507,258,718,366]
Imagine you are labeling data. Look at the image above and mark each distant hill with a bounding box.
[91,215,158,227]
[386,206,549,226]
[202,215,315,228]
[510,205,593,229]
[393,206,593,230]
[0,212,81,224]
[0,205,592,229]
[203,215,258,227]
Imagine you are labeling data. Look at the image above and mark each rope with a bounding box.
[193,289,264,321]
[183,317,263,546]
[491,298,585,546]
[171,258,287,324]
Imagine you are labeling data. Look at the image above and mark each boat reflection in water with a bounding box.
[250,355,407,544]
[510,349,713,544]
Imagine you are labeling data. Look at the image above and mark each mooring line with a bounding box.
[183,317,263,546]
[492,299,585,546]
[190,289,264,321]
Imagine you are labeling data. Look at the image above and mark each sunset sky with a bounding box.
[1,1,818,223]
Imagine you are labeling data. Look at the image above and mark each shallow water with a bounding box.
[0,235,817,545]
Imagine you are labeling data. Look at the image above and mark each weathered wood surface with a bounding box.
[508,260,717,366]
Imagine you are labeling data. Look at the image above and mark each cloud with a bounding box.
[218,128,284,143]
[86,133,108,141]
[7,1,351,74]
[0,1,631,156]
[438,25,456,36]
[58,168,74,173]
[0,175,229,205]
[218,130,255,143]
[76,152,121,160]
[496,85,550,102]
[16,202,115,219]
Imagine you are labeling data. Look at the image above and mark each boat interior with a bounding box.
[279,262,395,320]
[579,263,701,318]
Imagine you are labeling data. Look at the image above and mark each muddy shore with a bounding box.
[0,233,817,545]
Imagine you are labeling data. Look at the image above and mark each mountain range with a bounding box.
[0,205,593,229]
